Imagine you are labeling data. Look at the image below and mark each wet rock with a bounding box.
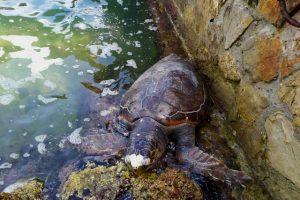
[60,163,126,200]
[279,71,300,126]
[218,52,242,81]
[0,193,19,200]
[264,112,300,188]
[236,80,269,123]
[223,0,254,49]
[131,168,203,200]
[243,36,283,82]
[279,14,300,77]
[60,162,203,200]
[258,0,281,25]
[212,71,238,120]
[155,0,300,198]
[0,179,44,200]
[197,110,271,200]
[258,0,300,26]
[280,56,296,78]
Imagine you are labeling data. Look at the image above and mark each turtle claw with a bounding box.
[176,147,251,187]
[224,168,252,188]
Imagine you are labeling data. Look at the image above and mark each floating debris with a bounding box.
[68,127,82,145]
[37,95,57,104]
[37,143,46,154]
[34,135,47,143]
[0,162,12,169]
[9,153,20,159]
[0,94,15,105]
[126,59,137,68]
[81,82,102,94]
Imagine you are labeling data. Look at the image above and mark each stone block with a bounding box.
[236,80,269,123]
[264,112,300,188]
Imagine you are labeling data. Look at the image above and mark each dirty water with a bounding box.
[0,0,160,194]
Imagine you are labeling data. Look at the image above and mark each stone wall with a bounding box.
[155,0,300,199]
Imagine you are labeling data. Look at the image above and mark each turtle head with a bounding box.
[124,117,168,169]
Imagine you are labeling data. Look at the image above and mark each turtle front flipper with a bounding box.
[173,124,251,187]
[66,132,129,157]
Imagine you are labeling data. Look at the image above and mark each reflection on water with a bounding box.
[0,0,160,190]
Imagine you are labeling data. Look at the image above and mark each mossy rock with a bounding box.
[60,162,203,200]
[131,168,203,200]
[0,192,20,200]
[0,179,44,200]
[60,163,128,200]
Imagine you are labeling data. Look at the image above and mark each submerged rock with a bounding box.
[60,162,203,200]
[0,179,44,200]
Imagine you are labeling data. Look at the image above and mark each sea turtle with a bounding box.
[68,54,251,186]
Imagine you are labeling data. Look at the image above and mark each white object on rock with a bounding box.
[124,154,150,169]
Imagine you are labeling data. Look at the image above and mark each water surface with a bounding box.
[0,0,160,190]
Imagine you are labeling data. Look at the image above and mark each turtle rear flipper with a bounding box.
[176,147,251,187]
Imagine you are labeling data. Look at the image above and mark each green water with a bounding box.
[0,0,160,188]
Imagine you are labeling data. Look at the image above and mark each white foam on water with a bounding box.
[23,153,30,157]
[37,143,46,154]
[148,25,157,31]
[144,19,153,23]
[87,69,94,74]
[117,0,123,5]
[126,59,137,68]
[44,80,56,90]
[68,121,73,128]
[83,118,91,122]
[19,105,25,109]
[72,64,80,69]
[0,75,23,90]
[34,134,47,142]
[58,139,66,149]
[74,22,88,30]
[0,35,63,79]
[68,127,83,144]
[88,42,122,58]
[134,41,141,47]
[37,95,57,104]
[0,94,15,105]
[0,162,12,169]
[9,153,20,159]
[0,47,4,57]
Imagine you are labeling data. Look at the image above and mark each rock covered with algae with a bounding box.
[60,162,203,200]
[0,179,44,200]
[130,168,203,200]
